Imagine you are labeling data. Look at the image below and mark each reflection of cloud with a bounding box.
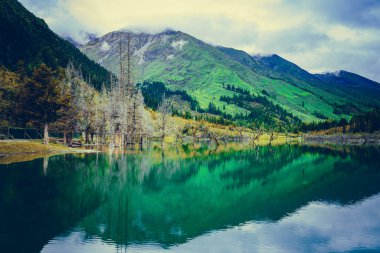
[167,54,175,60]
[41,194,380,253]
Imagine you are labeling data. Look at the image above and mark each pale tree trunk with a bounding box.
[63,131,67,146]
[44,123,49,145]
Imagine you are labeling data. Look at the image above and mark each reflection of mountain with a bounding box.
[43,193,380,253]
[0,145,379,252]
[85,145,380,247]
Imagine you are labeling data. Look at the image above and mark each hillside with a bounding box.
[314,71,380,107]
[217,48,380,113]
[252,54,380,111]
[0,0,110,89]
[81,30,332,122]
[80,30,380,123]
[218,48,351,112]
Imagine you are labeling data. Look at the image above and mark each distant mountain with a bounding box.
[251,54,380,109]
[79,29,380,122]
[0,0,110,89]
[252,54,322,86]
[63,36,82,47]
[64,33,98,47]
[314,71,380,106]
[217,48,348,108]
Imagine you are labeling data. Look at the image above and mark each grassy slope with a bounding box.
[80,31,355,122]
[140,32,337,122]
[219,48,355,118]
[254,54,380,112]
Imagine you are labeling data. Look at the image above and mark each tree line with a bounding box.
[295,109,380,133]
[0,62,153,146]
[220,88,299,131]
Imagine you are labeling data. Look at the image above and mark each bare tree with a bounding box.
[126,32,134,96]
[76,80,97,144]
[186,123,203,146]
[174,125,185,144]
[201,125,223,146]
[157,94,173,149]
[247,128,263,145]
[93,86,109,145]
[269,131,276,145]
[126,89,148,146]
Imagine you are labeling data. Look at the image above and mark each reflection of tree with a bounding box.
[1,145,380,252]
[0,154,109,253]
[79,145,380,248]
[43,156,49,175]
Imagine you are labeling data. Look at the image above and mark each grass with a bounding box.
[0,140,96,164]
[140,40,339,122]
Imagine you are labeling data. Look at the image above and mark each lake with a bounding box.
[1,144,380,253]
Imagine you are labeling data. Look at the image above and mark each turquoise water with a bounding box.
[0,144,380,253]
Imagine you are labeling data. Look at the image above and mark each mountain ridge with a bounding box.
[80,29,380,122]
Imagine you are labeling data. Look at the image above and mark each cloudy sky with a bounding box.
[20,0,380,82]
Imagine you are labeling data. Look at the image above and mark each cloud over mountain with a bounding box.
[19,0,380,82]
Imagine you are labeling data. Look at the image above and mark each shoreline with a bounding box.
[303,133,380,145]
[0,140,98,164]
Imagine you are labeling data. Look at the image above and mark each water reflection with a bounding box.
[0,144,379,253]
[42,194,380,253]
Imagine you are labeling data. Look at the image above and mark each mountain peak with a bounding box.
[318,70,344,76]
[158,28,180,35]
[314,70,380,92]
[63,32,98,47]
[112,27,181,37]
[252,54,275,60]
[79,28,380,120]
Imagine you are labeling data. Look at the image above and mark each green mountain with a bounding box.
[217,49,379,115]
[251,54,380,113]
[314,71,380,107]
[0,0,110,89]
[217,48,352,115]
[80,30,380,123]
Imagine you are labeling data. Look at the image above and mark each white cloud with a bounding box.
[171,40,188,50]
[100,41,111,52]
[19,0,380,82]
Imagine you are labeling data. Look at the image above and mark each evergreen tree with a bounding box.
[21,64,63,144]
